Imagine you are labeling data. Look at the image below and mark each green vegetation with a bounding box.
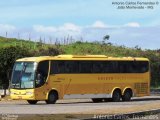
[0,36,160,88]
[0,36,35,48]
[0,46,32,88]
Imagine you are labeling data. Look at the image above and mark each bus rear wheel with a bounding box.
[46,91,58,104]
[27,100,38,104]
[112,90,121,102]
[122,90,132,101]
[92,98,103,103]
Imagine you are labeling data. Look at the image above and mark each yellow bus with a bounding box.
[10,55,150,104]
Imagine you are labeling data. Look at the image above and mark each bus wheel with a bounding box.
[112,90,121,102]
[46,91,58,104]
[27,100,38,104]
[122,90,132,101]
[92,98,103,103]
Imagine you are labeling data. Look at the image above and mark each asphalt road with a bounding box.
[0,96,160,115]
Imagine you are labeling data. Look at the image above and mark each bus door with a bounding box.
[34,60,49,100]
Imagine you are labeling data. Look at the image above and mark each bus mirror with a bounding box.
[37,73,41,80]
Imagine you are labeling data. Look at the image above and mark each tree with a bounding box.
[102,35,110,44]
[0,46,32,89]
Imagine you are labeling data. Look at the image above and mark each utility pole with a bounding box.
[49,36,52,44]
[34,39,37,49]
[18,33,20,40]
[29,33,31,41]
[67,35,69,45]
[6,32,8,40]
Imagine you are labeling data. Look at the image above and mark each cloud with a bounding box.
[124,22,140,27]
[91,21,140,29]
[33,23,81,37]
[58,23,81,32]
[0,24,16,32]
[33,25,56,33]
[92,21,107,28]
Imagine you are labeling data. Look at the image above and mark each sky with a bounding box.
[0,0,160,49]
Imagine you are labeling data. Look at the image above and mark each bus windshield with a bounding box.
[11,62,37,89]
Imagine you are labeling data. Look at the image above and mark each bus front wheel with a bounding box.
[27,100,38,104]
[46,91,58,104]
[112,90,121,102]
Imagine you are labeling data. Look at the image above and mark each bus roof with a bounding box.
[16,55,149,62]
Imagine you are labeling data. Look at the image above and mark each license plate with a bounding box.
[18,96,22,99]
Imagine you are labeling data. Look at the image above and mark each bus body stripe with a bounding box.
[63,94,112,99]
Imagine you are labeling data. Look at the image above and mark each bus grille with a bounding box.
[135,83,148,94]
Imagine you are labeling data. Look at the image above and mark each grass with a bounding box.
[0,36,40,49]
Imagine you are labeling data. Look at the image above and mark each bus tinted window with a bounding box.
[118,61,130,73]
[37,61,49,76]
[65,61,79,73]
[79,61,92,73]
[118,61,149,73]
[104,61,118,73]
[50,61,58,74]
[93,61,104,73]
[58,61,65,73]
[50,60,149,74]
[135,61,149,73]
[51,61,79,74]
[50,61,65,74]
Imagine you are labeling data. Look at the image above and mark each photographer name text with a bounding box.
[112,1,159,10]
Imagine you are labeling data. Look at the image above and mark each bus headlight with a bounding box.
[10,91,15,95]
[26,91,33,95]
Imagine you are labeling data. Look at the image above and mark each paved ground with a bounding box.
[0,96,160,115]
[1,91,160,119]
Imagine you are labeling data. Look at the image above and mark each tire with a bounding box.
[27,100,38,104]
[92,98,103,103]
[112,90,121,102]
[46,91,58,104]
[122,90,132,101]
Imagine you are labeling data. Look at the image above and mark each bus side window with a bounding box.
[93,61,104,73]
[104,61,111,73]
[118,61,128,73]
[130,62,138,73]
[128,61,149,73]
[50,61,58,74]
[79,61,93,73]
[65,61,79,73]
[105,61,118,73]
[51,60,80,74]
[139,61,149,73]
[58,61,65,73]
[65,61,72,73]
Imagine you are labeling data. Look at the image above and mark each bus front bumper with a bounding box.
[10,89,35,100]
